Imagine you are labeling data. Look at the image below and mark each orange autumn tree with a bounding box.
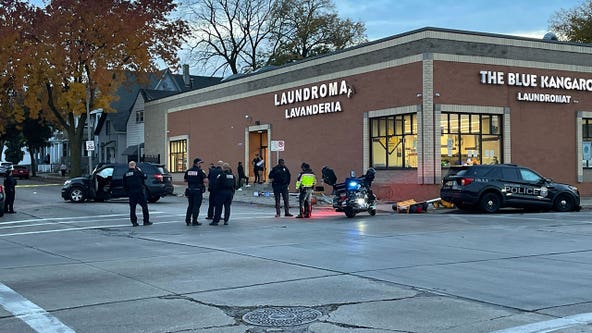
[0,0,35,145]
[22,0,188,176]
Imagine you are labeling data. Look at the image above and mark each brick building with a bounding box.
[145,27,592,201]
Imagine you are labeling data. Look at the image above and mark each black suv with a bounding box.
[61,163,174,203]
[440,164,581,213]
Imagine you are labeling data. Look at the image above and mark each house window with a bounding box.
[370,113,417,168]
[583,118,592,168]
[169,139,187,172]
[441,113,502,166]
[136,110,144,123]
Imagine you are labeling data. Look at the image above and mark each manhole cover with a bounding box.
[242,307,322,327]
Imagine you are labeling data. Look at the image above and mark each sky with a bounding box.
[26,0,585,74]
[333,0,582,41]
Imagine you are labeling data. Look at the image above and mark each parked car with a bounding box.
[12,165,30,179]
[0,184,4,217]
[440,164,581,213]
[61,163,175,203]
[0,162,13,176]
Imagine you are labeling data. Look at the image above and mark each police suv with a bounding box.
[440,164,581,213]
[61,163,174,203]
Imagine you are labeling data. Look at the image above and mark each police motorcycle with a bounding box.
[321,166,377,218]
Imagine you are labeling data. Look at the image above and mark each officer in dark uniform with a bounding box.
[123,161,151,227]
[268,159,293,217]
[184,158,207,226]
[206,160,223,219]
[210,163,235,226]
[3,169,17,213]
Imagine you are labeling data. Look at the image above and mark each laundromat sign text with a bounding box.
[274,80,354,119]
[479,70,592,104]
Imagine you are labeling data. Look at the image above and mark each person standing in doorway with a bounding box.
[268,159,293,218]
[123,161,152,227]
[206,160,223,220]
[184,158,207,226]
[252,153,263,184]
[295,163,316,218]
[210,163,235,226]
[3,169,17,213]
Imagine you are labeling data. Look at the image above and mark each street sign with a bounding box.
[86,140,95,151]
[271,140,285,152]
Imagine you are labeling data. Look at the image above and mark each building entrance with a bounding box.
[248,129,269,183]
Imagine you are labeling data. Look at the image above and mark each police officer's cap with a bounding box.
[194,158,203,164]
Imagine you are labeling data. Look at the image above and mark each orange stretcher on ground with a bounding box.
[393,198,453,213]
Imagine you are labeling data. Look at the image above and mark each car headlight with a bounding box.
[64,180,71,186]
[568,185,578,193]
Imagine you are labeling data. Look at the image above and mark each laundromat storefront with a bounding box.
[145,27,592,200]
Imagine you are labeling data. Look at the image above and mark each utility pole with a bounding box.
[86,85,93,175]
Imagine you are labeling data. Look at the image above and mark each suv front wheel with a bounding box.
[480,192,501,213]
[68,187,86,203]
[553,194,574,212]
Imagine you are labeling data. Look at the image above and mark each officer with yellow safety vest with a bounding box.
[295,163,316,218]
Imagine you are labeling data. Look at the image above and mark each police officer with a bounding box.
[206,160,223,219]
[184,158,207,226]
[3,169,17,213]
[123,161,151,227]
[210,163,235,226]
[268,159,293,217]
[295,163,316,218]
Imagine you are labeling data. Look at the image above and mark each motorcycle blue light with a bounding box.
[347,180,359,190]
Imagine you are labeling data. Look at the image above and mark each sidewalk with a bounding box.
[39,172,592,213]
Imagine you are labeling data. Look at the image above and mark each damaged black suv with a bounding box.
[61,162,174,203]
[440,164,581,213]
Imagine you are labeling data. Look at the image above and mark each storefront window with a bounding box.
[441,113,502,166]
[168,139,187,172]
[583,119,592,168]
[370,114,417,168]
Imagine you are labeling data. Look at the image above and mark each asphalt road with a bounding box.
[1,178,592,333]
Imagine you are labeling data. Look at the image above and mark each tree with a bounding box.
[0,0,32,135]
[22,117,53,177]
[184,0,366,75]
[184,0,276,75]
[19,0,189,177]
[267,0,367,65]
[550,1,592,42]
[3,124,24,165]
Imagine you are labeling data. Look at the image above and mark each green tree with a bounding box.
[22,118,53,177]
[3,125,25,165]
[267,0,367,65]
[19,0,189,177]
[550,1,592,42]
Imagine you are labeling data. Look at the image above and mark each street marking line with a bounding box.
[0,220,184,237]
[0,282,76,333]
[491,312,592,333]
[15,184,63,188]
[0,212,168,226]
